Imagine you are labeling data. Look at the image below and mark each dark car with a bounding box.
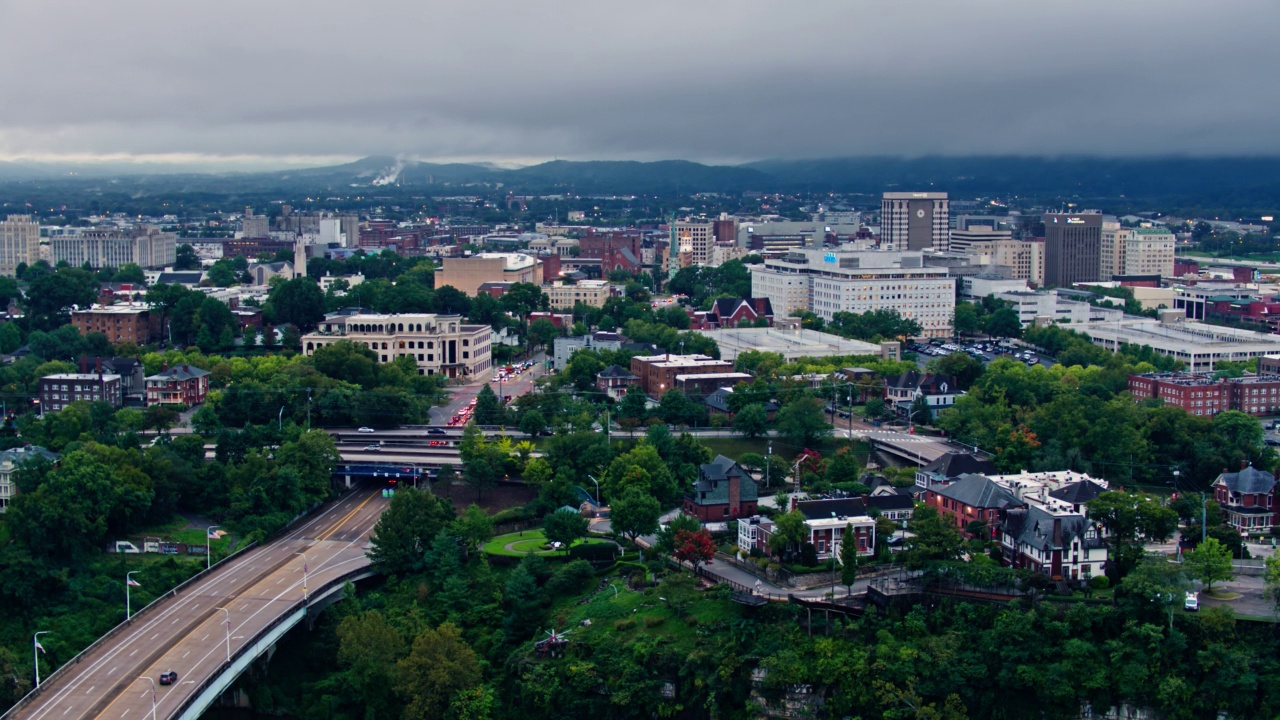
[426,428,446,435]
[159,670,178,685]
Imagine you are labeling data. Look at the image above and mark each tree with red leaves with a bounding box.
[673,528,716,571]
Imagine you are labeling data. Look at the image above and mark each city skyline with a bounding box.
[1,1,1278,170]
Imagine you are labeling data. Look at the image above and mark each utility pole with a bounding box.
[306,389,312,429]
[766,442,772,489]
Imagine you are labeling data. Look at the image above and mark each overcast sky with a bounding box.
[1,1,1277,168]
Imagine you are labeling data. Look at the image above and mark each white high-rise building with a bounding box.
[49,228,176,269]
[0,215,39,277]
[750,248,956,337]
[881,192,949,251]
[1102,224,1176,279]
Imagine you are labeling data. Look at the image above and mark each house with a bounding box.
[926,473,1025,537]
[683,455,759,522]
[738,497,875,559]
[689,298,774,330]
[1212,465,1278,536]
[145,364,212,407]
[38,372,123,413]
[596,365,639,401]
[704,387,779,419]
[552,331,623,369]
[915,452,998,490]
[0,445,59,513]
[866,494,915,524]
[1001,506,1108,582]
[884,370,962,420]
[100,357,147,406]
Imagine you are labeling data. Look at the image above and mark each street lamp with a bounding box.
[206,526,219,570]
[216,607,232,663]
[295,552,309,601]
[586,475,600,505]
[278,406,285,431]
[765,442,772,489]
[136,676,158,720]
[126,571,140,620]
[33,632,49,688]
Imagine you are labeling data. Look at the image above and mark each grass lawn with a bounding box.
[551,578,739,647]
[484,528,616,558]
[133,515,236,556]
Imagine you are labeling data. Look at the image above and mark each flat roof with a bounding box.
[73,304,150,314]
[700,327,881,362]
[41,373,121,380]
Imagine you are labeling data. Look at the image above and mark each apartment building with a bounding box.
[749,248,955,338]
[71,304,164,344]
[302,312,492,380]
[630,353,735,398]
[544,279,610,309]
[1101,226,1176,279]
[882,192,949,251]
[1126,372,1280,417]
[145,364,211,407]
[0,215,39,277]
[673,221,715,266]
[434,253,542,296]
[38,373,123,413]
[50,227,176,269]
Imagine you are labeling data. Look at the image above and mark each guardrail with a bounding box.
[170,567,370,720]
[0,541,259,719]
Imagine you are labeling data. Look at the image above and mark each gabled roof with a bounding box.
[867,494,914,512]
[689,454,758,505]
[0,445,59,466]
[933,473,1024,510]
[1048,480,1108,505]
[795,497,868,521]
[147,365,211,381]
[1004,506,1102,553]
[704,387,733,413]
[700,455,744,483]
[597,364,638,380]
[1215,465,1277,495]
[885,369,923,390]
[920,452,997,480]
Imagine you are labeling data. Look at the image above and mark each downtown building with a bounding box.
[1042,212,1103,287]
[881,192,949,251]
[302,312,492,380]
[0,215,40,278]
[1100,224,1176,280]
[749,248,955,338]
[1128,372,1280,417]
[50,227,177,269]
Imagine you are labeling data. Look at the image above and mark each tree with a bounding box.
[519,409,547,438]
[655,512,701,555]
[1183,536,1234,594]
[610,487,661,543]
[733,403,769,439]
[174,244,201,271]
[543,507,588,552]
[865,396,886,419]
[617,385,649,434]
[1118,554,1190,626]
[267,277,326,331]
[24,267,98,330]
[454,503,494,556]
[502,561,544,644]
[954,302,981,336]
[767,510,807,557]
[396,623,482,720]
[1087,491,1178,576]
[775,397,832,448]
[840,523,860,595]
[1265,554,1280,616]
[904,505,963,567]
[983,308,1023,339]
[336,610,406,719]
[910,395,933,426]
[472,385,505,426]
[673,528,715,571]
[432,285,472,316]
[369,487,456,574]
[528,318,561,352]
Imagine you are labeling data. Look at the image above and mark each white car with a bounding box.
[357,426,376,433]
[1184,591,1199,611]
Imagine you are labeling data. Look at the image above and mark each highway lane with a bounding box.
[14,489,387,720]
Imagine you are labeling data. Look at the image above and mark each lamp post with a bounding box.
[33,632,49,688]
[136,676,158,720]
[766,442,772,489]
[586,475,600,505]
[126,571,139,619]
[278,406,285,431]
[216,607,231,663]
[295,552,309,601]
[206,526,219,570]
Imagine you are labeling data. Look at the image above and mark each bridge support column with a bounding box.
[344,474,352,488]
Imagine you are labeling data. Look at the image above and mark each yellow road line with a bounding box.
[317,491,378,541]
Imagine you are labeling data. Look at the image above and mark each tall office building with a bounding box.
[881,192,949,251]
[0,215,40,277]
[1101,221,1175,279]
[49,228,177,269]
[673,220,715,265]
[1043,212,1103,287]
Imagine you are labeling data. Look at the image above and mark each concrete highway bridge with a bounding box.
[3,489,387,720]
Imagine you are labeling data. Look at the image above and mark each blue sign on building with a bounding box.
[824,253,837,264]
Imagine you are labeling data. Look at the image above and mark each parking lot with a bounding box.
[908,340,1056,370]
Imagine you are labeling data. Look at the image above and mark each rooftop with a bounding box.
[698,327,881,362]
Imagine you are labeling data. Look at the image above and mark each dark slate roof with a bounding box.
[0,445,59,466]
[618,248,640,266]
[867,495,915,512]
[597,364,637,380]
[101,357,141,373]
[147,365,211,381]
[920,452,997,480]
[886,369,922,390]
[1216,466,1277,495]
[1004,506,1104,553]
[933,473,1024,510]
[1048,480,1108,505]
[155,271,204,285]
[689,455,758,505]
[704,387,733,413]
[795,497,868,521]
[591,331,623,342]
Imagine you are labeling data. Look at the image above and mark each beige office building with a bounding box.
[1102,225,1175,279]
[674,221,715,265]
[50,227,176,269]
[0,215,40,277]
[545,279,611,309]
[434,253,542,296]
[302,312,492,380]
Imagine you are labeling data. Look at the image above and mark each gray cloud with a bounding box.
[0,0,1277,166]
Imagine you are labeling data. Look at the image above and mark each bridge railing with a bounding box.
[170,567,370,720]
[0,541,259,719]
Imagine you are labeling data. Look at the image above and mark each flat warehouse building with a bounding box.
[302,312,492,380]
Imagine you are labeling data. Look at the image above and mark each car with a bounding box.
[429,440,447,447]
[159,671,178,685]
[357,426,376,433]
[1184,591,1199,612]
[364,444,381,451]
[426,428,446,435]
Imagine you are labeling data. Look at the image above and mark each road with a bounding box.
[13,489,387,720]
[429,352,548,425]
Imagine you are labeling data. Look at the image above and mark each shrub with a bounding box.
[544,559,596,597]
[569,542,619,563]
[614,618,636,631]
[643,615,664,628]
[683,615,699,627]
[1089,575,1110,590]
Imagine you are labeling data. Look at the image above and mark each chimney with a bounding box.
[95,357,101,375]
[183,364,190,374]
[80,354,88,374]
[161,361,168,372]
[1242,459,1249,470]
[1052,518,1062,547]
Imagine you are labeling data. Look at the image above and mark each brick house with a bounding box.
[38,372,123,413]
[688,298,775,330]
[595,364,639,401]
[926,473,1024,538]
[1212,465,1278,536]
[145,364,211,407]
[915,452,998,490]
[683,455,759,522]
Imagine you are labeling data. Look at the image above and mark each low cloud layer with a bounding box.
[1,1,1277,167]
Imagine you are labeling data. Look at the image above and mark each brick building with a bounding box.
[1128,372,1280,416]
[145,364,211,407]
[683,455,758,521]
[1212,465,1277,536]
[925,473,1024,537]
[630,354,736,399]
[38,372,123,413]
[72,304,164,345]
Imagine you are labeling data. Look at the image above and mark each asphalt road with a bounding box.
[15,489,387,720]
[429,352,548,425]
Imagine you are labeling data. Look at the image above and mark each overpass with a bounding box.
[850,428,956,466]
[4,489,387,720]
